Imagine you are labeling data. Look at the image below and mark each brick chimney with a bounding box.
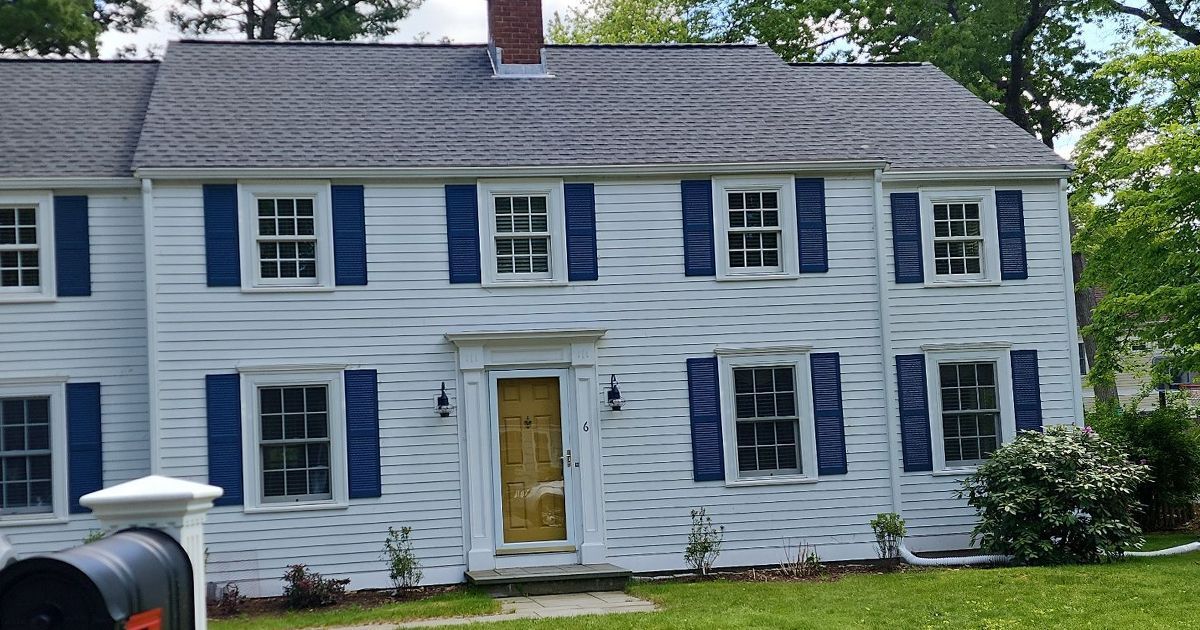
[488,0,544,66]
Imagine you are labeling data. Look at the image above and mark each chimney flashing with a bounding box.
[488,45,552,78]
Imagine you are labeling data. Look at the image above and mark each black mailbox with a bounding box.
[0,528,193,630]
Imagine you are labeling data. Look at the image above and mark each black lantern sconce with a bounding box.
[606,375,625,411]
[436,382,455,417]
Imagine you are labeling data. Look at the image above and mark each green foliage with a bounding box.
[869,512,906,561]
[169,0,423,41]
[82,529,107,544]
[0,0,149,57]
[548,0,720,44]
[960,425,1150,565]
[684,507,724,575]
[1088,398,1200,521]
[1073,31,1200,388]
[382,525,423,592]
[280,564,349,609]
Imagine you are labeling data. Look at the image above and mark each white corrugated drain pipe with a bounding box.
[898,540,1200,566]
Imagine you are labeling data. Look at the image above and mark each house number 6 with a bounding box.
[583,421,590,432]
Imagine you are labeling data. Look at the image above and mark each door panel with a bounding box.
[497,377,567,544]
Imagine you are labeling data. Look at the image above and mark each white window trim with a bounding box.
[919,187,1001,287]
[239,367,349,513]
[477,179,569,287]
[238,181,335,292]
[0,380,69,526]
[718,349,818,486]
[713,176,799,281]
[0,191,56,303]
[925,348,1016,475]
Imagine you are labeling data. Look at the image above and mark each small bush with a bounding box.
[382,526,423,593]
[281,564,350,609]
[779,539,821,578]
[212,582,246,616]
[684,507,724,576]
[870,513,907,562]
[1088,398,1200,529]
[960,425,1149,565]
[82,530,106,545]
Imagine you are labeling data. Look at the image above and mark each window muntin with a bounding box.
[0,397,53,515]
[0,207,40,290]
[494,195,551,276]
[726,191,781,271]
[258,385,332,503]
[932,202,984,276]
[733,366,801,476]
[938,362,1001,468]
[256,197,317,281]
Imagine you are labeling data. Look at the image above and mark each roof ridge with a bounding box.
[0,58,158,64]
[789,61,930,67]
[546,43,761,48]
[174,39,488,49]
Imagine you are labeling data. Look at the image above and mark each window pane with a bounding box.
[940,362,1001,466]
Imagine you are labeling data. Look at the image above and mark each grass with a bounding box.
[208,590,499,630]
[1140,531,1199,551]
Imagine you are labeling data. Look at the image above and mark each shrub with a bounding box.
[212,582,246,616]
[960,425,1149,565]
[82,530,106,545]
[1088,398,1200,529]
[382,526,423,593]
[281,564,350,609]
[779,539,821,578]
[684,507,723,576]
[870,513,907,562]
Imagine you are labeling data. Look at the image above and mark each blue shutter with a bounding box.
[996,190,1029,280]
[564,183,598,281]
[810,352,847,475]
[332,185,367,286]
[66,382,102,513]
[890,193,923,284]
[1010,350,1043,432]
[54,196,91,297]
[345,369,382,499]
[897,354,933,472]
[687,357,724,481]
[203,184,241,287]
[445,184,481,284]
[206,374,243,506]
[795,178,829,273]
[681,180,716,277]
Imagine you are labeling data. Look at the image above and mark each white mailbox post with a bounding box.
[81,475,223,630]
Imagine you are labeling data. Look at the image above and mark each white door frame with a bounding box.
[447,329,608,571]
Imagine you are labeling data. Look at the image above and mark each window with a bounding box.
[238,183,334,290]
[1078,342,1089,376]
[240,368,347,511]
[919,189,1000,285]
[0,193,54,301]
[733,367,800,476]
[478,180,568,286]
[0,397,53,515]
[713,177,798,279]
[938,362,1001,468]
[718,348,817,482]
[259,385,331,502]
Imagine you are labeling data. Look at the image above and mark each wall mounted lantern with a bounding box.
[436,382,455,417]
[606,375,625,411]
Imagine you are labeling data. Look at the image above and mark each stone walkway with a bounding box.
[330,591,654,629]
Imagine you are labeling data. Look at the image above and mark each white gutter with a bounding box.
[141,178,162,474]
[0,177,139,190]
[872,168,904,514]
[881,167,1071,183]
[133,159,889,181]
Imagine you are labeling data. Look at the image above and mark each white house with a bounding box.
[0,0,1082,596]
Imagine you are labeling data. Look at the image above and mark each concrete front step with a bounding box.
[465,563,633,596]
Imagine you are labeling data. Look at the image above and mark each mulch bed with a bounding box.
[637,560,908,585]
[208,584,466,619]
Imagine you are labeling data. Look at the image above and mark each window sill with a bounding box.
[481,279,569,289]
[921,278,1001,289]
[0,294,56,304]
[0,513,67,527]
[715,273,799,282]
[239,285,336,294]
[242,501,349,514]
[932,468,978,477]
[725,475,818,488]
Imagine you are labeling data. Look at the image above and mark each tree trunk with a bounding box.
[258,0,280,39]
[1113,0,1200,45]
[1070,220,1119,405]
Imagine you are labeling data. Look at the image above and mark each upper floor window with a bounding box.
[0,193,54,301]
[478,180,568,286]
[920,189,1000,286]
[713,177,799,280]
[239,183,334,291]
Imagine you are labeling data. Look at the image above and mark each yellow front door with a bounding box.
[497,377,568,544]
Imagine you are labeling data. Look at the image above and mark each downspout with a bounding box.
[897,540,1200,566]
[872,168,903,514]
[141,178,161,474]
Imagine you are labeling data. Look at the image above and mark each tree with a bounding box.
[1,0,149,57]
[548,0,720,44]
[1072,31,1200,388]
[1099,0,1199,45]
[170,0,423,40]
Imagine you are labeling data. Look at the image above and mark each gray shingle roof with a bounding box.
[133,41,1068,172]
[0,61,158,178]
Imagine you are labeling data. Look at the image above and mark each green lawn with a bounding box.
[209,534,1200,630]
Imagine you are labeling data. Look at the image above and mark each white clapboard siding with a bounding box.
[0,189,149,551]
[880,180,1077,550]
